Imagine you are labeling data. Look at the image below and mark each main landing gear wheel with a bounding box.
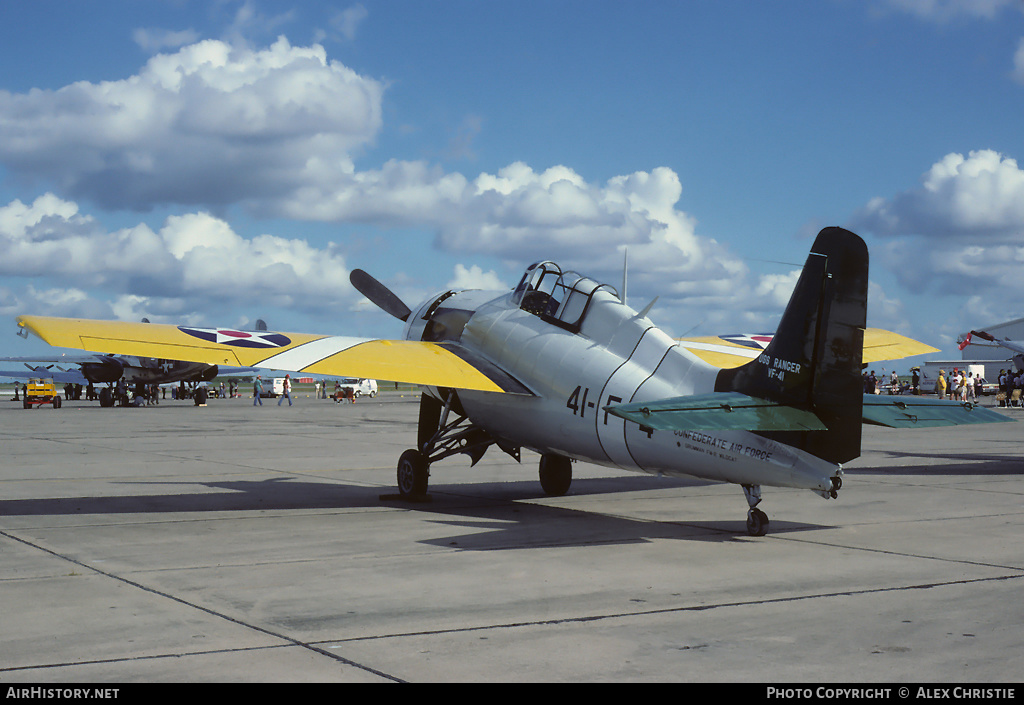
[746,508,769,537]
[99,388,114,407]
[397,449,430,499]
[538,454,572,496]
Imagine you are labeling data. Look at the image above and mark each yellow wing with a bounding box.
[16,315,524,394]
[861,328,940,364]
[673,334,774,368]
[676,329,939,369]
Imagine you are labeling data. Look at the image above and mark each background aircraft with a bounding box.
[960,330,1024,359]
[0,318,273,405]
[0,353,220,406]
[0,354,218,386]
[15,228,1009,535]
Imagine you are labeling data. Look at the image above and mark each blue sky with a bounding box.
[1,0,1023,373]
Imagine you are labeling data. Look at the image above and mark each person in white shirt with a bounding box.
[278,374,293,406]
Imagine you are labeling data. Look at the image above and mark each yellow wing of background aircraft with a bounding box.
[16,227,1006,536]
[676,329,938,369]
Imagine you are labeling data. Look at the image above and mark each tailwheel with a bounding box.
[746,508,769,537]
[397,449,430,499]
[830,475,842,498]
[538,454,572,496]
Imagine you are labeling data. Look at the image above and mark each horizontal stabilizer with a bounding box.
[605,392,827,432]
[861,395,1014,428]
[607,392,1014,433]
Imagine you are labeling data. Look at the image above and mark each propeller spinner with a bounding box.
[350,269,412,322]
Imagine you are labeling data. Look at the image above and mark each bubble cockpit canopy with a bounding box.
[511,261,619,334]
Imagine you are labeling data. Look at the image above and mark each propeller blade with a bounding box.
[350,269,412,322]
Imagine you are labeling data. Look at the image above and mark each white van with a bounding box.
[339,378,378,398]
[263,377,290,398]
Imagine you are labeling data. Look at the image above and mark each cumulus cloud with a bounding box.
[0,35,764,334]
[455,164,752,307]
[451,163,668,256]
[0,284,114,321]
[447,264,507,291]
[0,193,354,321]
[752,271,803,310]
[276,157,745,300]
[0,35,749,307]
[0,36,725,270]
[878,235,1024,295]
[0,36,383,210]
[852,150,1024,239]
[850,149,1024,314]
[0,187,758,335]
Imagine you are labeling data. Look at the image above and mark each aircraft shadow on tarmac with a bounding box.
[849,451,1024,476]
[0,475,833,546]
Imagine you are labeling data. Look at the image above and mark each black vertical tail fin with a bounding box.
[715,227,868,464]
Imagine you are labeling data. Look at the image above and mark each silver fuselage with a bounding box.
[404,286,840,495]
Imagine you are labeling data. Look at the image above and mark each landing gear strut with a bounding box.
[743,484,769,537]
[392,391,513,500]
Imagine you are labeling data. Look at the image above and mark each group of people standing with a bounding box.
[995,369,1024,406]
[934,368,982,402]
[861,370,903,395]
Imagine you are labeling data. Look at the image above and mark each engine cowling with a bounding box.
[80,356,125,383]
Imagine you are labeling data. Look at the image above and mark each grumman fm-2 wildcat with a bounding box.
[16,228,1009,535]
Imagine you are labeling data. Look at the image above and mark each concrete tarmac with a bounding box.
[1,392,1022,683]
